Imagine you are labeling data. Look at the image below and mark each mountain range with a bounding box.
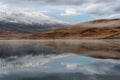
[25,18,120,39]
[0,11,120,39]
[0,11,67,39]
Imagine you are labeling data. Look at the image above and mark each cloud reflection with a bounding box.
[0,40,120,80]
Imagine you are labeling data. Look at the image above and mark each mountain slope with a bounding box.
[26,18,120,39]
[0,11,67,39]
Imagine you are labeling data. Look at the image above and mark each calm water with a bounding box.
[0,40,120,80]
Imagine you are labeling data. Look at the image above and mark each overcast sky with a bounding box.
[0,0,120,23]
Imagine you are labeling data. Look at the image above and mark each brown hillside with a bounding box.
[26,18,120,39]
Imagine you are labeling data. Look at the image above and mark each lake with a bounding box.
[0,40,120,80]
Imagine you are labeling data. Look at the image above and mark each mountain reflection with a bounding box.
[0,40,119,59]
[40,40,120,59]
[0,40,120,80]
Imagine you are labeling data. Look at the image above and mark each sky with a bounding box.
[0,0,120,23]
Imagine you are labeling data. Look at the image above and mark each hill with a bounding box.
[26,18,120,39]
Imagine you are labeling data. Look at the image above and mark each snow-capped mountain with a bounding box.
[0,11,65,24]
[0,11,67,34]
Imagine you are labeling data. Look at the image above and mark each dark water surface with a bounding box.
[0,40,120,80]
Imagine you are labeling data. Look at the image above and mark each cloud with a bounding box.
[106,14,120,18]
[0,2,8,11]
[0,0,120,19]
[61,8,81,16]
[39,10,49,13]
[0,0,87,6]
[81,0,120,18]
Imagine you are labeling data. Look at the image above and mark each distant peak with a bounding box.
[0,11,66,24]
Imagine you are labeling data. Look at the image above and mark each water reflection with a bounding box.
[0,40,120,80]
[42,40,120,59]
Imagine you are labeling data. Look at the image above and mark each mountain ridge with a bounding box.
[25,18,120,39]
[0,11,67,39]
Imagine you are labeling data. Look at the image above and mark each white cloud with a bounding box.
[61,8,81,16]
[39,10,49,13]
[85,4,100,13]
[0,2,8,11]
[0,0,120,19]
[105,14,120,19]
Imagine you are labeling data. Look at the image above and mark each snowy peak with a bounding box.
[0,11,67,35]
[0,11,65,24]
